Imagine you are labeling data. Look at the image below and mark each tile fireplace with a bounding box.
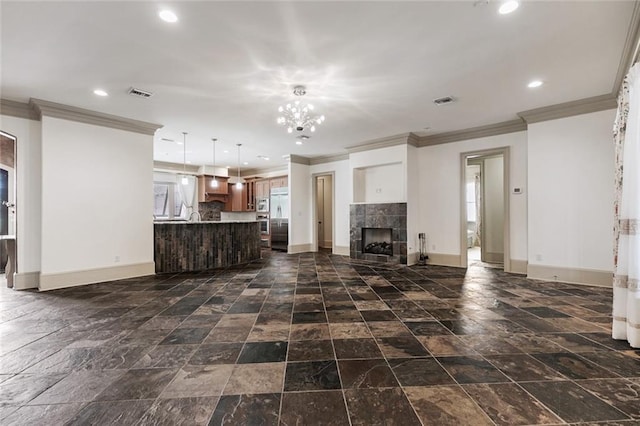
[350,203,407,264]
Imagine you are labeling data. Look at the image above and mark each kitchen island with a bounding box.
[154,221,260,273]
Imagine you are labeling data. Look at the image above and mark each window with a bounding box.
[153,182,185,219]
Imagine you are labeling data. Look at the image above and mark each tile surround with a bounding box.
[350,202,408,264]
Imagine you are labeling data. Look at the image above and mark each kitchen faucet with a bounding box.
[188,210,201,222]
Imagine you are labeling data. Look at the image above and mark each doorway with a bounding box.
[314,174,334,251]
[0,131,17,286]
[461,148,510,271]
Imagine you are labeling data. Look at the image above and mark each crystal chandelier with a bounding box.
[277,85,325,133]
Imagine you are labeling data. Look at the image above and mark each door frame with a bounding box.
[311,171,335,253]
[460,147,510,272]
[0,130,18,283]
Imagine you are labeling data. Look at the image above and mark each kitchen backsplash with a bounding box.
[199,201,225,221]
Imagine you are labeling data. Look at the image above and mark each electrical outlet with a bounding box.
[375,188,382,193]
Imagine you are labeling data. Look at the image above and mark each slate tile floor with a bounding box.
[1,251,639,425]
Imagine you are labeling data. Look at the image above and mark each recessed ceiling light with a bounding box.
[528,80,543,88]
[159,10,178,23]
[498,0,519,15]
[93,89,108,97]
[223,150,229,154]
[296,141,303,145]
[243,161,249,165]
[186,160,192,164]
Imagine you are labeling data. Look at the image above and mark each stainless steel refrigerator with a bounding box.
[270,187,288,251]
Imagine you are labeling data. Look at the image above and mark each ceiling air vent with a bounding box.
[128,87,153,98]
[296,135,310,140]
[433,96,455,106]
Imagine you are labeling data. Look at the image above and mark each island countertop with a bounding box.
[154,220,258,224]
[154,221,260,273]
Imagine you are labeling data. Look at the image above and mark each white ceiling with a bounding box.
[0,1,634,171]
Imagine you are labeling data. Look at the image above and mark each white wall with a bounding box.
[483,155,504,258]
[350,145,407,202]
[0,114,42,286]
[406,144,420,264]
[288,161,311,251]
[418,131,528,265]
[353,162,404,203]
[40,117,154,289]
[528,109,615,273]
[310,159,351,252]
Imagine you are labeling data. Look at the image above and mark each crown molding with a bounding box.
[289,154,311,165]
[153,161,200,174]
[418,119,527,147]
[346,132,416,154]
[309,153,349,165]
[29,98,162,135]
[614,0,640,94]
[407,132,420,147]
[241,165,287,177]
[517,94,616,124]
[0,99,39,120]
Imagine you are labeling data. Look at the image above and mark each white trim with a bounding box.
[346,133,416,153]
[517,94,616,124]
[288,244,313,254]
[527,264,612,287]
[0,99,39,120]
[323,240,333,248]
[427,253,462,267]
[289,154,311,165]
[334,245,350,256]
[419,120,526,146]
[460,148,511,271]
[509,259,528,275]
[309,154,349,165]
[39,262,155,291]
[14,271,39,290]
[614,0,640,93]
[30,98,162,135]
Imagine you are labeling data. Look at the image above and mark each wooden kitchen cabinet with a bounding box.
[269,176,288,190]
[255,179,270,199]
[197,175,228,202]
[224,178,258,212]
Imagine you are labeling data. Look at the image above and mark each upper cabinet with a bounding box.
[256,180,270,199]
[269,176,288,191]
[197,175,229,202]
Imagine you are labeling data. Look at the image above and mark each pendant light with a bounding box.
[181,132,188,185]
[235,143,243,189]
[210,138,218,188]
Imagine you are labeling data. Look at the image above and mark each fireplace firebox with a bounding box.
[362,228,393,256]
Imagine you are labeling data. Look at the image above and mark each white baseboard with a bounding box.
[509,259,528,275]
[288,244,313,254]
[334,245,350,256]
[426,253,463,267]
[14,271,39,290]
[527,264,612,287]
[39,262,155,291]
